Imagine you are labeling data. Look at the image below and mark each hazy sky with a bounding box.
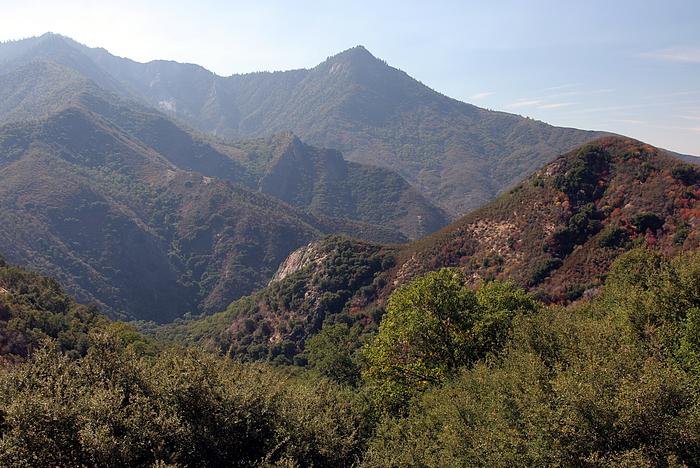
[1,0,699,155]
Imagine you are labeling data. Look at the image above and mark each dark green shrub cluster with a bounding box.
[0,263,106,362]
[553,145,610,206]
[674,223,691,245]
[527,257,563,286]
[598,224,630,248]
[671,163,700,185]
[546,203,603,257]
[631,211,665,233]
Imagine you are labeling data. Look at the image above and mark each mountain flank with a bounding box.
[159,136,700,361]
[0,34,613,214]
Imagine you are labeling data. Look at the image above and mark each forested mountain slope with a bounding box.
[0,58,446,241]
[0,34,610,214]
[161,136,700,360]
[0,105,326,321]
[0,255,106,363]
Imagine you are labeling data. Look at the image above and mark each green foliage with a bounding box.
[528,257,563,286]
[0,262,106,362]
[0,333,371,467]
[631,212,665,233]
[671,163,700,185]
[305,323,361,386]
[598,224,630,248]
[364,249,700,466]
[7,247,700,465]
[674,223,691,246]
[363,269,538,413]
[547,203,603,257]
[554,144,610,206]
[158,236,395,365]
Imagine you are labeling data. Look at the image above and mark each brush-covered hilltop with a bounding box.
[160,136,700,361]
[0,33,610,215]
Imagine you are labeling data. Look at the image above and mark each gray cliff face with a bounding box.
[269,241,328,284]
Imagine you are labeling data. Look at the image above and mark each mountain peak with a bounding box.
[269,131,302,149]
[326,45,379,65]
[37,32,76,47]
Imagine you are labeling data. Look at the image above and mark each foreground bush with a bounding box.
[363,249,700,466]
[363,269,539,414]
[0,334,370,467]
[5,249,700,466]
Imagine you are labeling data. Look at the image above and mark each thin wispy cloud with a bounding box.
[646,90,700,99]
[546,88,614,99]
[506,99,541,109]
[538,102,575,109]
[508,88,613,111]
[469,91,495,100]
[540,83,582,92]
[610,118,645,125]
[641,46,700,64]
[563,102,671,115]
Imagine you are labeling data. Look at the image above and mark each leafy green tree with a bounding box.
[306,323,361,386]
[363,268,538,412]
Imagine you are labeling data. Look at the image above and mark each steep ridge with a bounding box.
[0,34,611,214]
[247,133,448,240]
[0,106,324,321]
[0,59,446,241]
[159,137,700,361]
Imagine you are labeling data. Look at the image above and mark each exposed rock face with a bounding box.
[269,241,329,284]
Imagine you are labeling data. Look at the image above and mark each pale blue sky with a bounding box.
[1,0,699,154]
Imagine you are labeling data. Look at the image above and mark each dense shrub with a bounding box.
[0,333,370,467]
[6,249,700,465]
[546,203,603,257]
[598,224,630,248]
[363,269,538,413]
[553,145,610,206]
[671,163,700,185]
[0,264,107,362]
[527,257,563,285]
[364,249,700,466]
[631,212,665,233]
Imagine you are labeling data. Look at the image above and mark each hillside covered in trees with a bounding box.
[0,33,608,215]
[0,61,449,321]
[2,246,700,465]
[1,22,699,466]
[161,136,700,362]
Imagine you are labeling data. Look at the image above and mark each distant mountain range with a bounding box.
[159,137,700,362]
[2,33,695,324]
[0,33,613,215]
[0,71,451,320]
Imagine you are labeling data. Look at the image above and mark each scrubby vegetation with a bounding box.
[156,236,396,365]
[0,338,371,467]
[4,247,700,465]
[0,256,104,362]
[155,137,700,368]
[364,248,700,466]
